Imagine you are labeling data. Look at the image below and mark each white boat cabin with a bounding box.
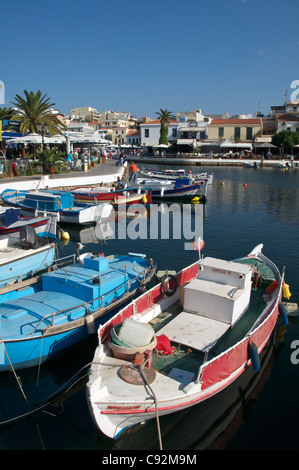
[159,257,252,352]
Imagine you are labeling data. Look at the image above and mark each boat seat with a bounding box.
[158,311,230,352]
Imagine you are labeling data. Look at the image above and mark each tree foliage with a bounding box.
[155,108,175,145]
[11,90,65,135]
[272,129,299,150]
[0,107,14,121]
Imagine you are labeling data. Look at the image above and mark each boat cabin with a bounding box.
[159,257,252,351]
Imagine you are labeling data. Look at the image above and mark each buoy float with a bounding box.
[244,183,247,187]
[279,302,288,327]
[248,341,260,372]
[61,231,70,240]
[221,181,224,185]
[282,282,291,300]
[192,196,201,204]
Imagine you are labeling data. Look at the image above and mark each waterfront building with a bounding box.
[139,119,178,148]
[208,118,262,142]
[126,130,141,147]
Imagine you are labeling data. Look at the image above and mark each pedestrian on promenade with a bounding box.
[129,162,138,181]
[67,151,73,170]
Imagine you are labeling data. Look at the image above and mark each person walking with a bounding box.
[67,151,73,170]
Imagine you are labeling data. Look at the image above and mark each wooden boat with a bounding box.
[124,178,208,200]
[69,186,148,207]
[0,225,56,288]
[139,169,213,184]
[0,249,156,371]
[87,243,289,439]
[0,206,57,239]
[0,189,112,225]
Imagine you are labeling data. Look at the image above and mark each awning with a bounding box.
[176,139,196,146]
[220,141,252,149]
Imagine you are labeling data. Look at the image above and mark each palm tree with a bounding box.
[11,90,65,135]
[0,107,14,121]
[155,108,175,145]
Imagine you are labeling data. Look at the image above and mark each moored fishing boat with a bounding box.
[124,178,208,200]
[0,249,156,371]
[0,206,57,239]
[70,186,148,207]
[0,189,112,225]
[139,168,213,184]
[0,226,56,288]
[86,243,289,439]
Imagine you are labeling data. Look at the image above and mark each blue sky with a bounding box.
[1,0,299,119]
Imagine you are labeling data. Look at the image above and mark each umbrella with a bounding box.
[254,142,277,148]
[9,133,52,144]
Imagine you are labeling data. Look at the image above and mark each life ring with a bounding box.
[161,274,177,297]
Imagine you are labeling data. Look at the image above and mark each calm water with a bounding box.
[0,165,298,450]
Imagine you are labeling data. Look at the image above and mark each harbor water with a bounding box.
[0,164,298,450]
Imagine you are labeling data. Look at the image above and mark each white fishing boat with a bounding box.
[87,242,289,440]
[139,169,213,184]
[124,178,208,200]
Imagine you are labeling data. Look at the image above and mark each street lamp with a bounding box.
[36,122,49,174]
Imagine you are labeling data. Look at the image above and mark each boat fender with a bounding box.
[85,312,96,334]
[279,302,288,327]
[282,282,291,300]
[138,284,147,294]
[248,341,260,372]
[161,274,177,297]
[142,195,147,204]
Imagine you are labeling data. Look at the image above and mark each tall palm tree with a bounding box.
[155,108,175,145]
[11,90,65,135]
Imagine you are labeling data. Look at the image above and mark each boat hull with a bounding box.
[87,247,283,439]
[0,253,156,371]
[0,242,56,288]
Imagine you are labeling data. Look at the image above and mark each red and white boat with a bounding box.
[86,242,289,439]
[70,186,148,207]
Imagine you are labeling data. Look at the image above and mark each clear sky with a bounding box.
[1,0,299,119]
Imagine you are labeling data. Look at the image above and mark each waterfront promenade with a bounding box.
[0,159,124,193]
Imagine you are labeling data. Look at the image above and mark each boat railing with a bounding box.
[28,261,156,336]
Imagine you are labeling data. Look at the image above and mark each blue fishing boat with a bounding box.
[0,189,112,225]
[0,249,156,371]
[0,207,57,239]
[0,225,56,288]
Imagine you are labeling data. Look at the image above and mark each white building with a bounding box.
[140,119,178,148]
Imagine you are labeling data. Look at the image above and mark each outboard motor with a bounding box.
[20,225,39,249]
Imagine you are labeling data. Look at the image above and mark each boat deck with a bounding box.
[149,258,275,376]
